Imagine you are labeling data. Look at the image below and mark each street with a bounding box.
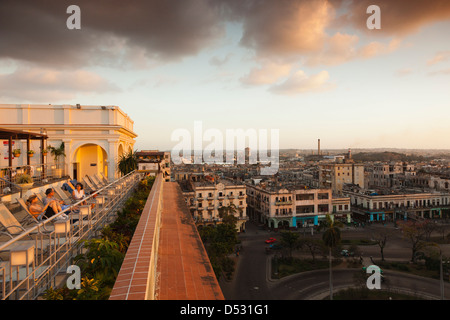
[219,220,450,300]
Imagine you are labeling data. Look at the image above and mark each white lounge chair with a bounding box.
[82,176,98,193]
[0,203,29,239]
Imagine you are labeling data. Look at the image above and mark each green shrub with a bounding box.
[43,176,153,300]
[16,173,33,184]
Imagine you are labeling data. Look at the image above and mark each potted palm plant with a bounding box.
[16,173,34,190]
[48,142,66,178]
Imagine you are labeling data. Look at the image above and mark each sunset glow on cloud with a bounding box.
[0,0,449,150]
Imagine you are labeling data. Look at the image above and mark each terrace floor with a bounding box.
[109,179,224,300]
[155,182,224,300]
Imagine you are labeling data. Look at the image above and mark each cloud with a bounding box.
[209,53,233,67]
[359,38,401,58]
[1,0,448,75]
[0,66,120,102]
[335,0,450,36]
[427,51,450,65]
[240,61,292,86]
[427,68,450,76]
[304,32,400,66]
[305,32,359,66]
[237,0,333,59]
[396,68,413,76]
[226,0,404,72]
[0,0,225,69]
[269,70,334,95]
[229,0,449,68]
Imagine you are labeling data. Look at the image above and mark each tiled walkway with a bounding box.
[155,182,224,300]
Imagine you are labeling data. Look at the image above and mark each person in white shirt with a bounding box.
[72,182,86,204]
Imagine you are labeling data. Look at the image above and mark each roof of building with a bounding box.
[137,150,169,156]
[0,128,48,140]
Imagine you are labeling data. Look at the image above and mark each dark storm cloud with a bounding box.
[0,0,225,68]
[1,0,449,69]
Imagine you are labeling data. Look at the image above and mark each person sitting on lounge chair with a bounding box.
[26,195,61,220]
[72,183,86,204]
[44,188,70,213]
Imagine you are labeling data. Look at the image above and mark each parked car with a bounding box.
[270,243,283,250]
[265,237,276,244]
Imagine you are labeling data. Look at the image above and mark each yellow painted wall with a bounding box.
[75,144,107,179]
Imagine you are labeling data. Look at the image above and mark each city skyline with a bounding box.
[0,0,449,151]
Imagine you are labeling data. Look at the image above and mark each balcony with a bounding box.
[296,212,317,217]
[274,212,294,217]
[1,163,69,199]
[275,200,293,206]
[0,170,144,300]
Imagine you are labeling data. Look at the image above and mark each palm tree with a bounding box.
[322,215,342,300]
[279,230,300,260]
[218,204,240,227]
[117,150,137,176]
[48,142,66,168]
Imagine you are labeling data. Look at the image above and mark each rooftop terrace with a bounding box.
[1,172,223,300]
[109,174,224,300]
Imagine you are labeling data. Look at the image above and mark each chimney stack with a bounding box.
[318,139,321,156]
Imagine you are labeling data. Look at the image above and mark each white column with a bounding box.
[107,140,118,181]
[62,139,72,179]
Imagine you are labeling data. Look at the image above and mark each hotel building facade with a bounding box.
[344,187,450,221]
[180,176,248,232]
[0,104,137,181]
[246,182,351,230]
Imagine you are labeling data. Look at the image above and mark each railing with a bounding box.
[0,177,22,198]
[196,218,223,223]
[0,164,68,196]
[275,200,293,206]
[0,170,144,300]
[109,173,164,300]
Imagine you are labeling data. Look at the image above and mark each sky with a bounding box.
[0,0,449,152]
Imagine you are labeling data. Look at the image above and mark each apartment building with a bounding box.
[343,186,450,221]
[245,181,350,230]
[319,162,364,195]
[180,175,248,232]
[368,162,416,188]
[406,173,450,192]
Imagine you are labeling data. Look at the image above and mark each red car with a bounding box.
[265,237,276,244]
